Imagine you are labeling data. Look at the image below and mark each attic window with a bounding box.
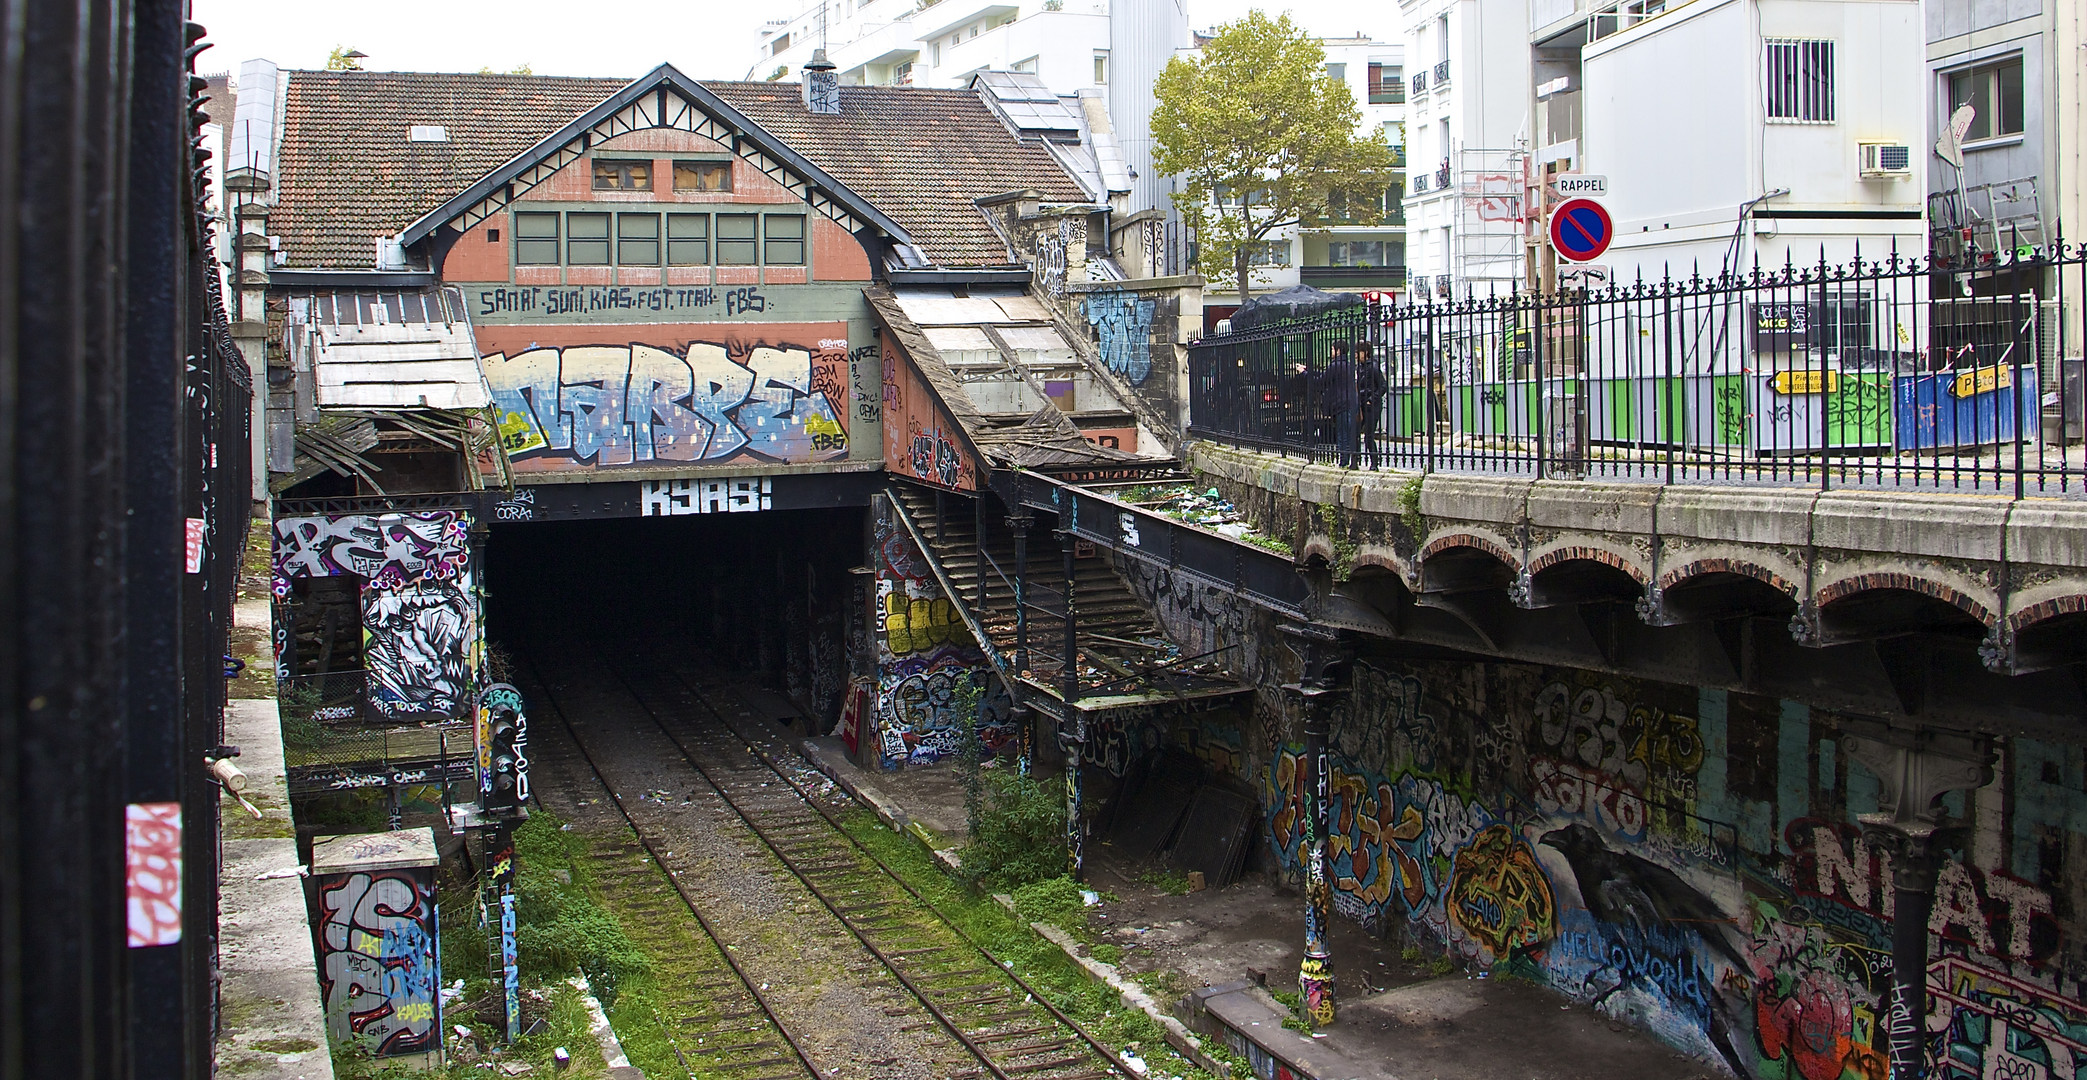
[407,125,448,143]
[674,161,732,192]
[592,159,653,191]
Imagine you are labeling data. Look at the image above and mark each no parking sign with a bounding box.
[1549,197,1614,263]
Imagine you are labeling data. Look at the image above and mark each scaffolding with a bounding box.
[1453,147,1528,297]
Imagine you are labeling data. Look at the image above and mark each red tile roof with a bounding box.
[273,70,1086,270]
[274,71,628,269]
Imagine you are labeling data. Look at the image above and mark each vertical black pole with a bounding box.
[1061,524,1081,879]
[1010,512,1029,674]
[1888,852,1937,1080]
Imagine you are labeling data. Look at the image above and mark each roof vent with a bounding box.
[802,49,841,115]
[407,124,448,143]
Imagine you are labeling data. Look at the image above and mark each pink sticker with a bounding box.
[184,518,205,574]
[126,802,183,947]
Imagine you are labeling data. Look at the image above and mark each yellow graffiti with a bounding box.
[883,592,966,656]
[1446,824,1557,956]
[803,412,845,438]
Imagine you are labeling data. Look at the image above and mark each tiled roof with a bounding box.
[274,71,628,268]
[707,82,1087,267]
[273,70,1088,270]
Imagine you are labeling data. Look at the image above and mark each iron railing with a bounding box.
[1188,245,2087,495]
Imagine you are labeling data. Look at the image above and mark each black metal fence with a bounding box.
[1,9,254,1078]
[1189,246,2086,496]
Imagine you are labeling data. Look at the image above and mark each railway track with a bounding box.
[519,637,1139,1080]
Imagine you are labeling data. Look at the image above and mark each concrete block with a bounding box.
[2002,499,2087,568]
[1657,486,1816,546]
[1811,491,2010,562]
[1350,469,1425,516]
[1527,480,1659,534]
[1419,474,1531,526]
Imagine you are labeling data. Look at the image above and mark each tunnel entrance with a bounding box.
[485,507,867,733]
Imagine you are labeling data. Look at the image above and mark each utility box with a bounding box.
[309,828,443,1067]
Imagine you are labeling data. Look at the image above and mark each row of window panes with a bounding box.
[591,159,733,193]
[513,211,804,266]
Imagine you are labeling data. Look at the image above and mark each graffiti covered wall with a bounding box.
[272,511,479,721]
[1251,657,2086,1079]
[1077,282,1189,434]
[477,332,852,473]
[870,497,1006,768]
[881,332,980,492]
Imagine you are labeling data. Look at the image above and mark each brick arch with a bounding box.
[1814,572,1996,627]
[1525,545,1649,585]
[1656,558,1802,601]
[2007,594,2087,632]
[1417,533,1521,573]
[1298,536,1337,566]
[1349,550,1415,579]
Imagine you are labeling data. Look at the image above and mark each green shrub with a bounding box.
[959,769,1069,891]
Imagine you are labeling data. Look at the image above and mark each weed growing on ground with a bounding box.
[959,769,1069,891]
[841,811,1222,1079]
[513,813,650,1006]
[1136,866,1193,895]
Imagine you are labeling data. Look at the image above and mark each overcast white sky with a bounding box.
[189,0,1397,82]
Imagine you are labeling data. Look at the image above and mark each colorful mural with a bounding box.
[482,338,850,472]
[273,511,479,722]
[1251,656,2085,1080]
[881,333,979,492]
[870,498,1002,767]
[313,859,440,1058]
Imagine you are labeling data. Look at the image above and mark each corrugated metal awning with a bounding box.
[284,287,489,411]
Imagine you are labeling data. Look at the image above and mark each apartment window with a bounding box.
[1247,241,1290,267]
[1765,39,1835,123]
[567,213,611,264]
[1436,16,1449,61]
[674,161,732,192]
[617,213,660,265]
[1949,57,2024,143]
[592,159,653,191]
[667,214,710,265]
[1368,64,1404,103]
[1326,62,1347,82]
[764,215,806,265]
[514,212,559,265]
[1093,50,1108,84]
[771,32,791,55]
[1012,55,1038,73]
[716,214,758,265]
[1328,239,1403,267]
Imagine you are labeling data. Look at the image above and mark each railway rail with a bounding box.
[518,636,1140,1080]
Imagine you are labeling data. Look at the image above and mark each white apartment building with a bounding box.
[755,0,1189,222]
[1399,0,1533,301]
[1546,0,1927,287]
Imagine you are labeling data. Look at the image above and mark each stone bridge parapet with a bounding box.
[1187,442,2087,680]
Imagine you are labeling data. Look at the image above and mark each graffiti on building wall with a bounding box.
[882,346,977,491]
[273,512,469,595]
[124,802,183,948]
[1252,656,2083,1080]
[872,502,997,767]
[483,341,849,471]
[363,577,475,721]
[315,867,440,1057]
[1084,290,1157,385]
[273,511,478,722]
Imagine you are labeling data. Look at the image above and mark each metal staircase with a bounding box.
[884,481,1245,721]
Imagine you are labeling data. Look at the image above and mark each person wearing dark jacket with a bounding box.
[1353,341,1388,466]
[1297,341,1362,466]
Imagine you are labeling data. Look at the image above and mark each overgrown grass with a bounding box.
[843,810,1222,1080]
[512,813,651,1006]
[1137,866,1194,895]
[326,979,606,1079]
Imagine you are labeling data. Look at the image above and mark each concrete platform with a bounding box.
[792,741,1716,1080]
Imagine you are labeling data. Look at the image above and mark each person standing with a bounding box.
[1298,341,1360,466]
[1354,341,1388,467]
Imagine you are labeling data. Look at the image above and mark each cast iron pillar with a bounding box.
[1844,730,1994,1080]
[1009,511,1032,675]
[1011,703,1034,777]
[1282,623,1350,1027]
[1063,706,1088,879]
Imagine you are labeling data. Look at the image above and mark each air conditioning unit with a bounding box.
[1859,141,1912,179]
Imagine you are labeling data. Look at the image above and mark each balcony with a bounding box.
[1300,264,1406,290]
[1434,59,1450,85]
[1435,160,1451,190]
[1410,71,1428,97]
[1368,82,1405,104]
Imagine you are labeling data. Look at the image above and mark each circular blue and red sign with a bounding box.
[1549,197,1613,262]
